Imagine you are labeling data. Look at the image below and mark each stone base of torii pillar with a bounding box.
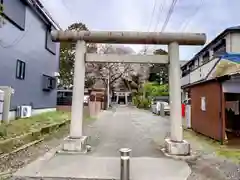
[62,136,89,153]
[164,139,190,156]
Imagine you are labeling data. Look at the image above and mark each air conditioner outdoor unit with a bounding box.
[17,106,32,118]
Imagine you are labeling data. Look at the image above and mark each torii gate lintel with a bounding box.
[52,30,206,156]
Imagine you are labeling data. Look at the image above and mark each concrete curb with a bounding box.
[0,120,70,155]
[161,148,200,161]
[12,145,62,180]
[0,138,44,159]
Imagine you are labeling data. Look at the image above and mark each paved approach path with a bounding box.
[85,105,170,157]
[14,106,191,180]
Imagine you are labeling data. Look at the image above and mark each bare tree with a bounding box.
[86,44,134,91]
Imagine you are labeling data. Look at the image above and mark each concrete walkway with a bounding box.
[14,106,191,180]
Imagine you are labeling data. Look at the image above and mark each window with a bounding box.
[199,57,203,66]
[194,58,199,68]
[2,0,26,30]
[213,39,226,55]
[201,97,206,111]
[16,60,25,80]
[202,51,210,64]
[189,61,194,71]
[45,27,56,54]
[181,65,191,77]
[42,75,56,91]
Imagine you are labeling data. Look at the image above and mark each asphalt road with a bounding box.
[84,105,170,157]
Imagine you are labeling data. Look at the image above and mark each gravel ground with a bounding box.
[0,125,70,179]
[186,132,240,180]
[187,154,240,180]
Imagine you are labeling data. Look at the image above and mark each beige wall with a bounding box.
[181,74,190,86]
[225,34,231,52]
[228,32,240,53]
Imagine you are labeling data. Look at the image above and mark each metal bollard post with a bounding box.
[160,103,165,117]
[119,148,131,180]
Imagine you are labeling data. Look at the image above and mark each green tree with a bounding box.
[149,49,168,84]
[143,82,169,98]
[59,22,97,88]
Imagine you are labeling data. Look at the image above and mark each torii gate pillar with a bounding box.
[165,42,190,155]
[52,30,206,155]
[62,40,88,152]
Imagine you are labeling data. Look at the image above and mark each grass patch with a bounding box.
[0,111,70,140]
[0,107,93,155]
[184,129,240,163]
[216,150,240,163]
[184,130,221,149]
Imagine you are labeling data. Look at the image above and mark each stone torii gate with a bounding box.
[51,31,206,156]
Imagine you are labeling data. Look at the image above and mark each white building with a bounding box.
[181,26,240,90]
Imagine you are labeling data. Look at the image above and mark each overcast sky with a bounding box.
[40,0,240,60]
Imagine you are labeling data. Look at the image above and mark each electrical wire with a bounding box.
[150,0,166,51]
[0,20,33,48]
[143,0,157,54]
[151,0,176,52]
[180,0,204,32]
[152,0,166,32]
[61,0,77,22]
[160,0,178,32]
[147,0,157,32]
[0,0,50,48]
[144,0,166,54]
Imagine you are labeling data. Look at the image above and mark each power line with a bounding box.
[145,0,166,54]
[180,0,204,32]
[147,0,157,32]
[144,0,158,54]
[0,20,33,48]
[152,0,166,32]
[61,0,77,22]
[151,0,175,52]
[160,0,178,32]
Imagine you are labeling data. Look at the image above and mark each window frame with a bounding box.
[2,0,26,30]
[45,27,56,55]
[16,60,26,80]
[213,39,226,55]
[202,51,210,64]
[42,74,56,91]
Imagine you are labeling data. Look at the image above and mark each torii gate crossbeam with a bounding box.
[52,30,206,156]
[51,30,205,45]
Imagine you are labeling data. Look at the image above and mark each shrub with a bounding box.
[141,98,151,109]
[0,125,7,137]
[133,95,150,109]
[132,95,141,107]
